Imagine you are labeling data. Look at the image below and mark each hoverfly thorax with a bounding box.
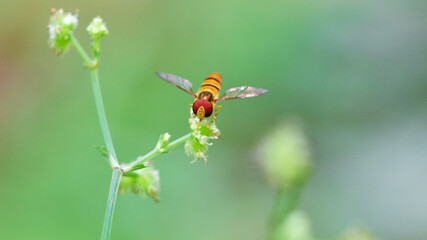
[198,91,214,101]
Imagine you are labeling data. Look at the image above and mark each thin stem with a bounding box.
[269,191,283,232]
[69,32,191,240]
[101,169,123,240]
[267,186,301,240]
[70,33,92,65]
[90,70,119,168]
[70,34,121,238]
[123,133,192,173]
[167,133,192,149]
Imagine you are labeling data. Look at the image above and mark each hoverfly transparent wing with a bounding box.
[216,86,268,102]
[156,72,196,97]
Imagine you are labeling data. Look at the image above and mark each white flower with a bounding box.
[48,25,57,40]
[63,13,78,27]
[47,8,79,56]
[87,16,109,38]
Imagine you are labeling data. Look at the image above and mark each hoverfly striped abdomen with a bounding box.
[200,73,222,99]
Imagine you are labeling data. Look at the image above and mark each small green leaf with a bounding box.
[94,145,109,158]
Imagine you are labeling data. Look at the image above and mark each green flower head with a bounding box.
[185,117,220,164]
[47,8,78,56]
[119,162,161,202]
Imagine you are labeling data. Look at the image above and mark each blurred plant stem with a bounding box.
[268,186,301,240]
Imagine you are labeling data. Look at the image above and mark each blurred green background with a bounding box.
[1,0,427,239]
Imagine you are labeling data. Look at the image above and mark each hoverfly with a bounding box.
[156,72,268,121]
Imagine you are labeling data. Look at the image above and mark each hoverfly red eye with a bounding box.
[193,100,213,117]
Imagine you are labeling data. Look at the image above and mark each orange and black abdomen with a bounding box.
[200,73,222,98]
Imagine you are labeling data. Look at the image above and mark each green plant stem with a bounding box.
[101,169,123,240]
[70,34,92,65]
[90,70,119,168]
[71,34,117,167]
[268,186,301,240]
[123,133,192,173]
[71,34,121,239]
[70,33,191,240]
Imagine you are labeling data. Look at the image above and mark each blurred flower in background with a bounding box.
[338,227,378,240]
[272,210,313,240]
[257,119,312,191]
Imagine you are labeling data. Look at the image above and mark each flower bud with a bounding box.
[87,16,109,39]
[47,8,78,56]
[155,132,171,153]
[119,163,161,202]
[257,119,311,190]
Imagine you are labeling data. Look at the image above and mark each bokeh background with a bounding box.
[1,0,427,239]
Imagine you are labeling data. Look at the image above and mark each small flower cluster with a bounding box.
[48,8,78,55]
[48,9,109,60]
[87,16,109,59]
[119,162,161,202]
[87,17,109,39]
[185,116,220,164]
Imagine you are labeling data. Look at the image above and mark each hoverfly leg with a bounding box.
[207,105,222,124]
[213,105,222,117]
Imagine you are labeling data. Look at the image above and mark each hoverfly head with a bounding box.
[193,100,213,121]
